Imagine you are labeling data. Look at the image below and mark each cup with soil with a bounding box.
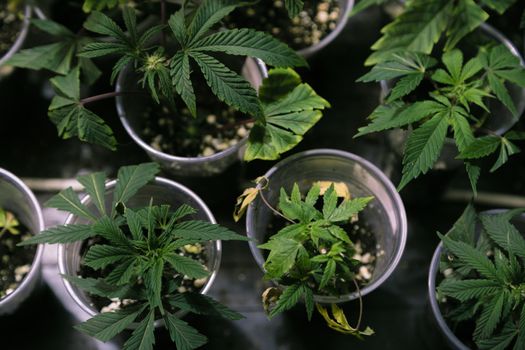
[428,210,525,350]
[246,148,407,302]
[0,1,31,70]
[224,0,354,58]
[381,23,525,172]
[116,57,267,177]
[0,167,45,315]
[58,176,221,323]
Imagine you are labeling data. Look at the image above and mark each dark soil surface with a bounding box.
[0,219,36,300]
[225,0,341,50]
[0,2,23,56]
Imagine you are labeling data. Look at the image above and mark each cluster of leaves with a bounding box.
[252,182,374,337]
[356,40,525,191]
[0,208,20,238]
[8,0,326,160]
[437,204,525,350]
[20,163,249,350]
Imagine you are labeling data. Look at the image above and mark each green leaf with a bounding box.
[478,320,518,350]
[480,211,525,260]
[445,203,477,244]
[84,245,133,270]
[189,51,262,117]
[488,72,517,117]
[356,100,443,137]
[145,258,164,310]
[168,9,188,47]
[386,74,424,102]
[439,233,500,281]
[366,0,453,65]
[260,238,302,279]
[164,312,208,350]
[438,279,500,302]
[322,184,338,219]
[303,285,314,321]
[82,0,124,12]
[480,0,515,14]
[105,257,138,286]
[84,11,128,44]
[75,304,145,342]
[329,197,374,222]
[451,114,474,153]
[125,208,144,240]
[258,68,302,104]
[171,220,248,242]
[168,293,244,320]
[170,52,196,117]
[77,172,107,216]
[445,0,488,51]
[17,224,94,246]
[123,311,156,350]
[489,138,520,173]
[7,41,76,75]
[459,136,501,159]
[319,259,336,290]
[245,73,329,161]
[190,28,306,68]
[358,52,436,82]
[264,83,330,117]
[187,0,243,45]
[30,19,74,36]
[78,107,118,150]
[284,0,304,17]
[466,162,480,197]
[62,275,130,299]
[112,163,160,208]
[51,67,80,100]
[165,253,209,279]
[398,115,449,190]
[46,187,96,221]
[269,283,304,318]
[351,0,389,16]
[474,291,506,340]
[78,42,129,58]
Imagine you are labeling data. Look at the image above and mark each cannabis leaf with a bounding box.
[20,163,247,349]
[256,181,373,336]
[82,0,127,12]
[47,67,117,150]
[8,19,101,84]
[284,0,304,17]
[479,45,525,117]
[245,68,330,161]
[366,0,453,65]
[0,209,20,237]
[437,206,525,348]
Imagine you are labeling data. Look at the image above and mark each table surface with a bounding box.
[1,3,525,350]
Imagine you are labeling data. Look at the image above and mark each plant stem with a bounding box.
[80,91,145,106]
[259,188,295,224]
[352,278,363,331]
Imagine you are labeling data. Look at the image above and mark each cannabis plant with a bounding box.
[235,180,374,337]
[0,208,20,238]
[8,0,326,161]
[20,162,249,350]
[436,204,525,349]
[354,0,525,191]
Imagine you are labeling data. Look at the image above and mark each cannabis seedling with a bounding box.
[20,163,249,350]
[355,0,525,192]
[436,204,525,349]
[235,179,374,337]
[0,208,20,238]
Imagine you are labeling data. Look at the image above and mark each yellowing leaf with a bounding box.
[0,209,20,236]
[261,287,282,314]
[233,177,267,222]
[315,181,351,200]
[233,187,259,222]
[316,303,374,338]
